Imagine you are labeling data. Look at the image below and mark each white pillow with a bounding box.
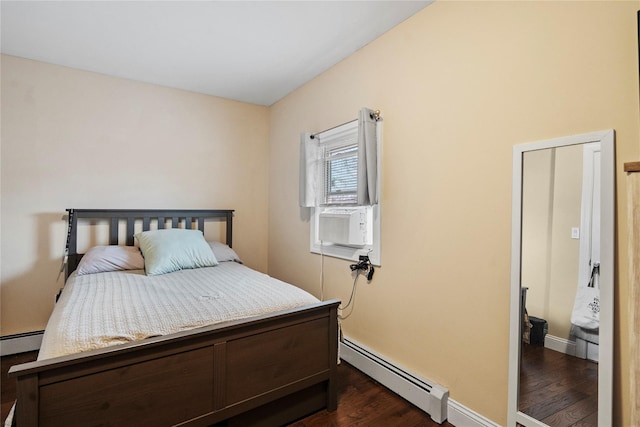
[135,229,218,276]
[208,241,242,263]
[76,245,145,275]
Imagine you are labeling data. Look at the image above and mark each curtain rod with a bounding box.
[310,110,381,139]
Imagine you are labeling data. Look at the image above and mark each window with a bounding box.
[325,145,358,204]
[307,119,381,265]
[324,139,358,205]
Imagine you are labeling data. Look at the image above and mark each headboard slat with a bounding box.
[226,212,233,248]
[126,218,135,246]
[109,218,118,245]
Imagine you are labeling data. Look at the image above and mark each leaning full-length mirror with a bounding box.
[507,130,615,427]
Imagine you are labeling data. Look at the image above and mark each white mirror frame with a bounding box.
[507,129,615,426]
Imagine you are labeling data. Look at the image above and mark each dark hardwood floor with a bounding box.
[519,343,598,427]
[2,351,452,427]
[289,361,453,427]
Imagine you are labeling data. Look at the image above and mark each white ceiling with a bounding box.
[1,1,432,106]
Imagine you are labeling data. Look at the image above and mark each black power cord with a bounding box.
[341,255,374,320]
[349,255,374,281]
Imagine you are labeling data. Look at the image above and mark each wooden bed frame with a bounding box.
[9,209,339,427]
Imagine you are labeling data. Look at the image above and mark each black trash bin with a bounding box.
[528,316,548,346]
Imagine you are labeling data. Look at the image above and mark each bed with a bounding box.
[8,209,339,427]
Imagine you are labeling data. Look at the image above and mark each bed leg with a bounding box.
[327,305,339,411]
[15,373,39,427]
[327,379,338,411]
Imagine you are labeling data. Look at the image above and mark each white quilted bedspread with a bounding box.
[38,262,319,360]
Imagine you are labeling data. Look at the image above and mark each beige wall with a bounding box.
[268,1,639,425]
[1,55,270,335]
[522,145,583,340]
[522,149,555,330]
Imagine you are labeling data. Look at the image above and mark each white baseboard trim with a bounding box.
[340,337,449,424]
[0,331,43,356]
[544,334,576,356]
[447,399,500,427]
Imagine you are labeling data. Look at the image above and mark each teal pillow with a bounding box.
[135,229,218,276]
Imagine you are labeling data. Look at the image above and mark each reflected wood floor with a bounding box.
[2,351,453,427]
[519,344,598,427]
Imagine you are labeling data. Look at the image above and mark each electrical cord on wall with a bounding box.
[57,210,74,282]
[318,244,374,319]
[339,255,374,320]
[338,273,360,320]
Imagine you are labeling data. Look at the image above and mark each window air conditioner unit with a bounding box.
[318,208,371,247]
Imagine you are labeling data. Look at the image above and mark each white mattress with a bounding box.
[38,262,319,360]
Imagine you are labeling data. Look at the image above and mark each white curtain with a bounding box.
[299,108,379,207]
[299,132,322,207]
[357,107,378,206]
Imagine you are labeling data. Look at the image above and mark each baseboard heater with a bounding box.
[1,331,43,356]
[340,337,449,424]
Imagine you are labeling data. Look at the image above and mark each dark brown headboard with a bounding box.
[65,209,234,277]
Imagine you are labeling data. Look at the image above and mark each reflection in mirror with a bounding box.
[520,144,599,424]
[507,130,614,427]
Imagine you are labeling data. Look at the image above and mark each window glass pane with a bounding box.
[325,144,357,204]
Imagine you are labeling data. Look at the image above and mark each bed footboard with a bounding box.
[9,300,339,427]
